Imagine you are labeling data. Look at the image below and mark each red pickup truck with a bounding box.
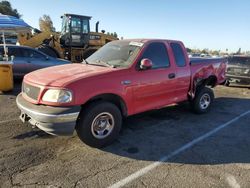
[16,39,227,148]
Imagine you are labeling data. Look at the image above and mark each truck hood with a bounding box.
[24,64,115,87]
[227,63,250,69]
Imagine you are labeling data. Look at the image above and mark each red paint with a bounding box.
[22,39,227,116]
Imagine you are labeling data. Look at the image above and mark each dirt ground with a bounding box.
[0,82,250,188]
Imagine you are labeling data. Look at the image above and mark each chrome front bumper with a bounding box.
[226,74,250,83]
[16,94,81,136]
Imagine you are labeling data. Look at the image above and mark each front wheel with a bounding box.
[76,101,122,148]
[191,87,214,114]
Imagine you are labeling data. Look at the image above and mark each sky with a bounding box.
[7,0,250,52]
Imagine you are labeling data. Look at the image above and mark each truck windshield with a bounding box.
[86,41,142,68]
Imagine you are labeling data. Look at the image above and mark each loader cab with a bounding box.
[60,14,91,47]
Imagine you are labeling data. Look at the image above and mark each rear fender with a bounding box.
[189,75,217,99]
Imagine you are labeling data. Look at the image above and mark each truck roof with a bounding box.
[118,38,182,43]
[120,39,182,44]
[64,13,92,19]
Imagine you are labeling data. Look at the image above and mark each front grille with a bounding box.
[227,67,248,76]
[22,82,40,101]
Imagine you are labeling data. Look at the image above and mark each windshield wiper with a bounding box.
[82,59,89,64]
[88,60,116,68]
[96,60,114,67]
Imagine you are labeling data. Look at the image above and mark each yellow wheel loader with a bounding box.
[18,14,118,63]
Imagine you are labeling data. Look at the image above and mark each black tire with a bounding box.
[191,87,214,114]
[224,79,230,87]
[76,101,122,148]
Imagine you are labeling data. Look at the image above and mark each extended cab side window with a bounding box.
[140,42,170,69]
[170,43,186,67]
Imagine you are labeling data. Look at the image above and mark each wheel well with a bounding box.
[81,94,127,117]
[196,75,217,89]
[190,75,217,100]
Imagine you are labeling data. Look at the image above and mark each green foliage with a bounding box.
[0,0,21,18]
[106,32,118,38]
[187,47,238,56]
[39,14,55,32]
[211,50,220,56]
[201,48,209,54]
[186,48,192,53]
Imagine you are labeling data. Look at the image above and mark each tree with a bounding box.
[39,15,55,32]
[0,1,21,18]
[201,48,209,54]
[106,32,118,38]
[186,48,192,53]
[211,50,220,56]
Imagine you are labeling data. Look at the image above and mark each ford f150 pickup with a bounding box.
[16,39,227,148]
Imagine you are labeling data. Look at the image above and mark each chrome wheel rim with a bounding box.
[91,112,114,139]
[199,93,211,110]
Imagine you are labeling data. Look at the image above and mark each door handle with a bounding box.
[168,73,175,79]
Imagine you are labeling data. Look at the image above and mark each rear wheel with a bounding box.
[191,87,214,114]
[76,101,122,148]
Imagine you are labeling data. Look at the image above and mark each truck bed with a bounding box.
[188,57,227,97]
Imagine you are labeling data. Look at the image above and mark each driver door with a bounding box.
[132,42,177,114]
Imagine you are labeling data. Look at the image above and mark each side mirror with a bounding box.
[140,58,153,70]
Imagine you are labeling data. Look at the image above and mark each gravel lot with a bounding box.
[0,82,250,188]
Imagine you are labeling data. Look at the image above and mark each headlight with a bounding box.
[42,89,73,103]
